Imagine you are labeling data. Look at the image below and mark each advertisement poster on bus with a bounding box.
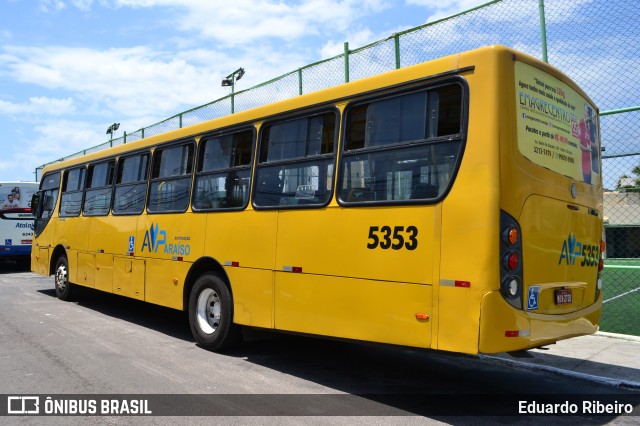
[0,183,37,211]
[515,61,600,185]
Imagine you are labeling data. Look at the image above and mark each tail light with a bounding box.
[596,239,605,301]
[500,211,523,309]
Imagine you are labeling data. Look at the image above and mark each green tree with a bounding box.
[633,165,640,181]
[617,164,640,192]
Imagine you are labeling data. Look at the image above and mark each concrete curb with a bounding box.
[480,354,640,391]
[596,331,640,343]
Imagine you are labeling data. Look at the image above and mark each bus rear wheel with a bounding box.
[54,255,73,301]
[188,273,241,351]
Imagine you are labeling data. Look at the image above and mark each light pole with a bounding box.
[106,122,120,146]
[221,67,245,114]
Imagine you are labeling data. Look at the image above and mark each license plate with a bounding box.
[555,289,572,305]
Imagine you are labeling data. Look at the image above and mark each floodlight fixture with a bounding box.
[106,122,120,135]
[221,67,246,114]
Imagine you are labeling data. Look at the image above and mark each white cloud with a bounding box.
[54,0,393,46]
[16,119,106,174]
[2,45,216,118]
[71,0,94,11]
[406,0,494,22]
[1,41,315,124]
[0,97,75,116]
[1,119,101,181]
[320,29,377,59]
[38,0,67,13]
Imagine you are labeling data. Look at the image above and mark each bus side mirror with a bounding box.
[31,192,40,214]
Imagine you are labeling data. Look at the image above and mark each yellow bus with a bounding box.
[31,45,603,355]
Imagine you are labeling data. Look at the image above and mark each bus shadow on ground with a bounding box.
[37,285,192,342]
[35,283,639,422]
[223,335,639,420]
[0,260,32,274]
[494,350,640,389]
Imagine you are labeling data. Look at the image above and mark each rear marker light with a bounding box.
[505,330,530,338]
[505,227,519,245]
[283,266,303,273]
[504,253,519,270]
[500,211,523,309]
[440,279,471,288]
[224,261,240,267]
[507,279,519,296]
[172,256,183,261]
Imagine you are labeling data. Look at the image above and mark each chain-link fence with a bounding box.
[35,0,640,335]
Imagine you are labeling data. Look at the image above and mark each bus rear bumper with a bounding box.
[0,245,31,258]
[478,290,602,354]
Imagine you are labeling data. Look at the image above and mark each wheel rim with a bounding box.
[196,288,221,335]
[55,263,67,294]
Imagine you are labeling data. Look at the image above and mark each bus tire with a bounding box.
[54,255,73,301]
[188,273,241,351]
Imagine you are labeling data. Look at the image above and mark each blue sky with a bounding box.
[0,0,491,182]
[4,0,638,190]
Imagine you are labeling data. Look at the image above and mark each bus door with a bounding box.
[32,173,61,275]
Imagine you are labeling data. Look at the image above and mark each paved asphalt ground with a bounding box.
[1,260,639,425]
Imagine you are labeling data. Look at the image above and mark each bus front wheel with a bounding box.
[54,255,72,301]
[188,273,241,351]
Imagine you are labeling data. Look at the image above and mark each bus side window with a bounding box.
[113,153,149,215]
[83,160,115,216]
[339,83,464,205]
[60,167,85,217]
[148,142,194,213]
[254,111,337,209]
[193,129,254,211]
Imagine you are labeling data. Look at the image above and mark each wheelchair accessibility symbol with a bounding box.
[527,285,540,310]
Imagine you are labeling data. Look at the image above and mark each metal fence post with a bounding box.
[394,33,401,69]
[538,0,548,62]
[298,68,303,95]
[344,42,350,83]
